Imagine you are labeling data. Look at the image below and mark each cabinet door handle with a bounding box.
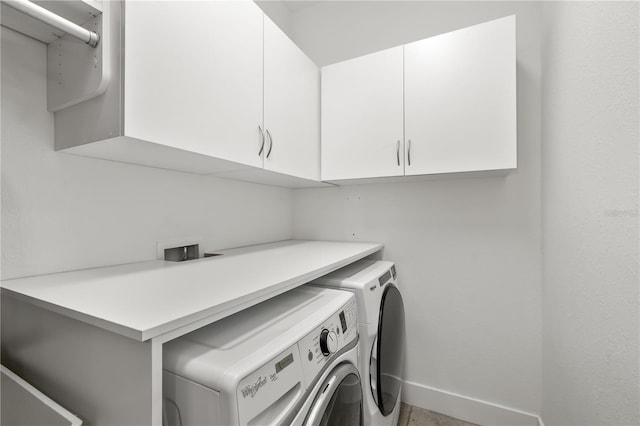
[258,126,265,157]
[396,140,400,166]
[266,129,273,158]
[407,139,412,166]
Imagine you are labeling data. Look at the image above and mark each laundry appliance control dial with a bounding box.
[319,329,338,356]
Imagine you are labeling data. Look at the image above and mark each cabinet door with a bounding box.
[263,17,320,180]
[124,1,264,168]
[404,15,516,175]
[321,47,404,180]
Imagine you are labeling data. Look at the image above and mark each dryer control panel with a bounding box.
[298,298,358,387]
[235,344,303,425]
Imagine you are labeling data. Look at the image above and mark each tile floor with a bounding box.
[397,403,479,426]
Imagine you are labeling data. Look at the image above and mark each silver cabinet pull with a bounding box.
[266,129,273,158]
[258,126,265,157]
[407,139,412,166]
[396,140,400,166]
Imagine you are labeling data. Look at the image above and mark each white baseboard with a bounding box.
[402,380,544,426]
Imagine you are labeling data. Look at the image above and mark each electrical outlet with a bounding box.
[156,237,202,261]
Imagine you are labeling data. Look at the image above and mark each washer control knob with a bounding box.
[320,329,338,356]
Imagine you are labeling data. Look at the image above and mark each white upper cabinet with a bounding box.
[54,1,325,187]
[321,47,404,180]
[404,15,517,175]
[320,16,517,182]
[263,17,320,181]
[124,1,264,168]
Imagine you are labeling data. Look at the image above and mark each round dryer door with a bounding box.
[370,284,405,416]
[305,363,362,426]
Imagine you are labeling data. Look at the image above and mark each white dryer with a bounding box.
[310,260,405,426]
[162,286,362,426]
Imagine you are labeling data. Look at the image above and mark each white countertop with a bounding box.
[1,240,382,341]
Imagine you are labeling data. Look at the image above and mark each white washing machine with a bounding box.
[162,286,362,426]
[310,260,405,426]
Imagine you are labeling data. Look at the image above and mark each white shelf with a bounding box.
[1,240,382,341]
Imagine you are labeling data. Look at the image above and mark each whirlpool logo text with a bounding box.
[241,376,267,398]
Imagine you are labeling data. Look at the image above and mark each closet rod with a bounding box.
[4,0,100,47]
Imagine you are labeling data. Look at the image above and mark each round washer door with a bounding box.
[370,284,405,416]
[304,363,362,426]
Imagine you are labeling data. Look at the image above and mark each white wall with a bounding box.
[289,2,542,422]
[541,3,639,426]
[1,27,293,280]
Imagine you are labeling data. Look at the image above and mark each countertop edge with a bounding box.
[145,242,382,341]
[2,241,383,341]
[1,288,143,340]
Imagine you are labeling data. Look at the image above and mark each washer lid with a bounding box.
[163,286,354,391]
[311,260,395,289]
[309,260,397,324]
